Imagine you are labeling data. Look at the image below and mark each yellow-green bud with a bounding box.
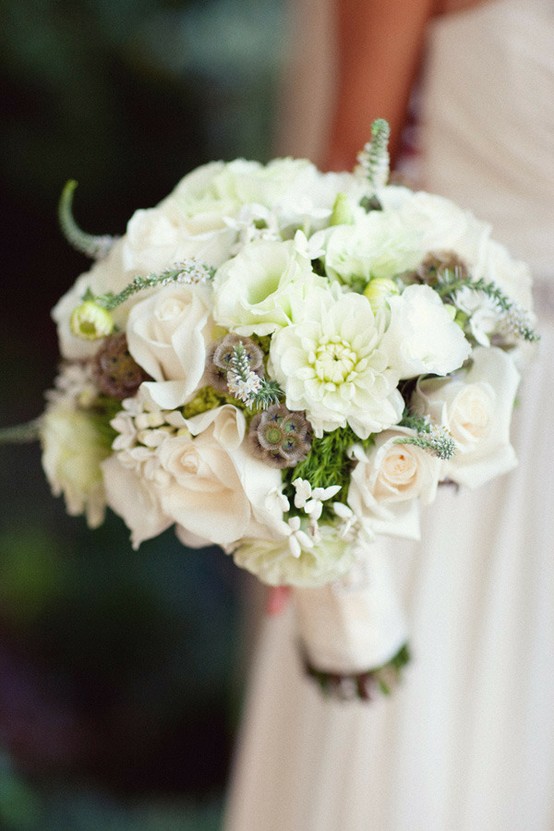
[363,277,399,311]
[70,301,114,340]
[330,192,354,226]
[443,303,457,321]
[454,310,469,329]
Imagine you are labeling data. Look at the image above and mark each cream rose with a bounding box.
[381,284,471,379]
[156,406,282,546]
[52,240,131,361]
[412,346,521,488]
[101,453,173,548]
[388,189,492,268]
[347,429,442,540]
[126,282,214,410]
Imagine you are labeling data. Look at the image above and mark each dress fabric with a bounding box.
[224,2,554,829]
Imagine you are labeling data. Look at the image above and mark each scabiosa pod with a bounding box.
[92,332,150,400]
[248,404,311,468]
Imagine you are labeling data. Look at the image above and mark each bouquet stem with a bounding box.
[0,419,41,445]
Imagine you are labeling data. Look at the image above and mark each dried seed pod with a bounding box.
[205,333,264,393]
[415,250,469,285]
[248,405,312,468]
[92,332,150,399]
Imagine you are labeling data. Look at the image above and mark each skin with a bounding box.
[324,0,489,170]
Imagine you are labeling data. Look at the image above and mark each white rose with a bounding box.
[269,290,404,438]
[171,161,243,233]
[157,406,282,546]
[213,239,323,336]
[122,202,235,274]
[382,284,471,379]
[412,346,520,488]
[324,210,423,284]
[347,429,441,540]
[126,282,213,409]
[41,402,109,528]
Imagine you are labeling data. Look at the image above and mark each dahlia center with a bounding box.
[314,338,358,384]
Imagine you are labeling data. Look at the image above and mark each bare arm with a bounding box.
[324,0,437,170]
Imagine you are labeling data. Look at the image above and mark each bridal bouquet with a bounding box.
[28,121,537,699]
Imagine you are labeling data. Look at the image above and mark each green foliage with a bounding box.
[284,426,374,515]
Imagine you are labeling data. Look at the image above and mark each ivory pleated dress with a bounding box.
[224,2,554,828]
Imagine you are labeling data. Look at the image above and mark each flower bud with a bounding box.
[70,301,114,340]
[363,277,399,311]
[330,193,354,226]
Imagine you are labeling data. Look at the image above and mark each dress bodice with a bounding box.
[421,0,554,281]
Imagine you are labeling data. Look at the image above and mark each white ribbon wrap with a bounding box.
[292,538,407,674]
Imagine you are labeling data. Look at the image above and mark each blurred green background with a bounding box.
[0,0,285,827]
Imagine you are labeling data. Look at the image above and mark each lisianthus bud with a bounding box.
[363,277,399,311]
[330,193,354,226]
[70,301,114,340]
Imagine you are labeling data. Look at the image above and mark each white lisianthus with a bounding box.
[41,402,109,528]
[323,209,423,284]
[383,188,492,268]
[269,290,404,438]
[382,284,471,379]
[232,522,357,587]
[347,429,442,540]
[412,346,521,488]
[125,282,214,410]
[213,239,324,336]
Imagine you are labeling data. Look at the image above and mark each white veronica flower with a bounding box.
[269,290,404,438]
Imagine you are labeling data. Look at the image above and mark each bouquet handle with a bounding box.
[292,539,409,696]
